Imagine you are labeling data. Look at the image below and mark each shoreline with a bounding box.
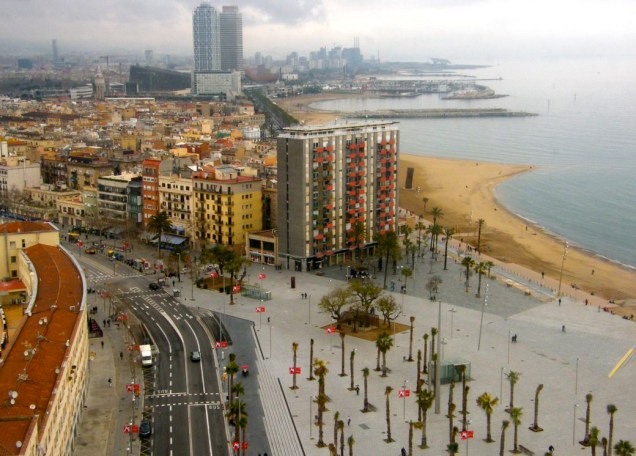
[277,94,636,307]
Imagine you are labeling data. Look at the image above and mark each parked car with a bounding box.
[190,351,201,362]
[84,248,97,254]
[139,419,152,438]
[148,282,160,291]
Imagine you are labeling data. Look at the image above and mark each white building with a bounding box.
[193,71,241,99]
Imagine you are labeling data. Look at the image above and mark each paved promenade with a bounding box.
[74,234,636,455]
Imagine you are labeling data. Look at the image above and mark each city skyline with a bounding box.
[1,0,635,62]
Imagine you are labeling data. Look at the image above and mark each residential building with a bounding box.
[0,221,88,456]
[0,156,41,196]
[276,120,399,271]
[193,166,262,246]
[142,157,172,225]
[97,173,141,227]
[158,174,195,237]
[219,6,243,71]
[66,154,114,190]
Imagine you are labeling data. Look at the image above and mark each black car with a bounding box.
[190,351,201,362]
[148,282,160,291]
[139,419,152,438]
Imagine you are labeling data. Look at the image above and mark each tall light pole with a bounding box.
[269,325,273,359]
[449,307,457,339]
[309,396,314,439]
[575,357,580,395]
[557,242,569,297]
[507,330,512,365]
[177,252,181,283]
[307,294,312,325]
[500,367,507,399]
[402,379,408,420]
[434,299,442,414]
[477,285,488,350]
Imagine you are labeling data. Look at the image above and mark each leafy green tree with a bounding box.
[147,210,172,258]
[607,404,618,456]
[425,275,442,300]
[349,280,382,329]
[614,441,635,456]
[401,266,413,289]
[417,388,435,448]
[376,295,399,327]
[319,287,353,329]
[510,407,523,453]
[384,385,394,442]
[477,392,499,442]
[376,331,394,377]
[207,244,249,304]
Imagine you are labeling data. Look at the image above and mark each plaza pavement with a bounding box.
[75,234,636,456]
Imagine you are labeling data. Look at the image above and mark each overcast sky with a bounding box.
[2,0,635,62]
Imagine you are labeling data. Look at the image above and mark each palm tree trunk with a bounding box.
[309,339,315,380]
[381,351,387,377]
[421,410,428,448]
[386,396,392,442]
[363,374,369,412]
[514,423,519,452]
[408,421,413,456]
[375,347,381,371]
[486,413,492,442]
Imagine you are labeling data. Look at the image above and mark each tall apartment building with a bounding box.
[193,166,262,246]
[277,120,399,272]
[219,6,243,71]
[193,2,221,72]
[159,175,195,237]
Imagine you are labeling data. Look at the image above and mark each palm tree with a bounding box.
[607,404,618,456]
[374,230,400,289]
[308,338,315,381]
[443,226,455,270]
[457,364,469,431]
[147,210,172,258]
[333,411,340,449]
[401,266,413,289]
[314,359,329,447]
[461,256,475,291]
[476,218,485,254]
[349,350,356,390]
[422,197,429,216]
[291,342,299,390]
[506,371,521,411]
[340,332,347,377]
[581,393,594,445]
[376,331,394,377]
[485,260,495,278]
[239,415,248,456]
[407,316,415,362]
[499,420,510,456]
[384,385,394,442]
[416,350,422,419]
[226,354,239,404]
[476,392,499,442]
[347,435,355,456]
[416,388,434,448]
[510,407,523,454]
[589,426,600,456]
[447,384,456,444]
[362,367,370,412]
[429,224,444,258]
[349,221,366,264]
[227,398,248,444]
[603,438,609,456]
[422,333,429,375]
[430,206,443,251]
[430,327,438,363]
[529,384,544,432]
[474,261,488,298]
[614,441,635,456]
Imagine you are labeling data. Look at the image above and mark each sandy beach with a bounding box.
[278,94,636,309]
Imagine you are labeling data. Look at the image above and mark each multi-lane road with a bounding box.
[77,249,229,456]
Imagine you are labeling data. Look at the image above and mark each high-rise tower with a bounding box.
[193,2,220,72]
[219,6,243,71]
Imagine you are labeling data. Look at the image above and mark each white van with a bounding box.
[140,344,153,367]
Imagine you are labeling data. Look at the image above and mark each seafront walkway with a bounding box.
[73,230,635,456]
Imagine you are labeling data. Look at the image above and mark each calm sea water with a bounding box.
[311,58,636,268]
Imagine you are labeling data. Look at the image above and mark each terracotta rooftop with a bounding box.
[1,221,56,234]
[0,244,84,452]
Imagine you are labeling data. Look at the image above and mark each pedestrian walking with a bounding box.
[355,385,360,395]
[101,340,104,349]
[347,416,351,426]
[108,378,112,387]
[120,351,124,361]
[267,317,270,323]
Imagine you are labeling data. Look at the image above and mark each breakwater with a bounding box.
[342,108,537,119]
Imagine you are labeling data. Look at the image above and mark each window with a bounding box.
[10,256,16,263]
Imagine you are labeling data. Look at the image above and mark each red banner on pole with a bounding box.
[256,306,266,313]
[258,273,266,279]
[398,389,411,398]
[289,367,301,374]
[325,326,336,334]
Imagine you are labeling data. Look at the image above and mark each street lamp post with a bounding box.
[434,300,442,414]
[177,253,181,283]
[310,396,314,439]
[507,330,512,365]
[477,285,488,350]
[269,325,273,359]
[575,357,580,395]
[307,294,312,325]
[402,380,408,420]
[449,307,457,339]
[441,337,448,361]
[557,242,569,297]
[500,367,507,399]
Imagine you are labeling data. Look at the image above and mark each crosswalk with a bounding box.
[84,269,143,283]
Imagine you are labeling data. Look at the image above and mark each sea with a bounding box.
[310,57,636,269]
